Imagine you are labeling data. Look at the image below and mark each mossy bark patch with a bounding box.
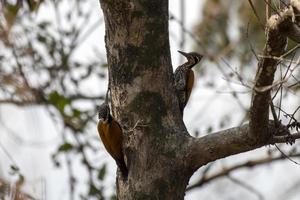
[129,91,167,124]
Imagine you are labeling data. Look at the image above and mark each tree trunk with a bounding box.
[98,0,300,199]
[99,0,195,199]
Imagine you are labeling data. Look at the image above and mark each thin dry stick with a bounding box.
[274,144,300,165]
[272,52,295,100]
[277,53,296,117]
[274,105,297,122]
[288,80,300,88]
[266,0,270,20]
[279,0,289,8]
[216,61,248,111]
[270,95,280,127]
[179,0,185,64]
[0,140,19,167]
[264,0,281,16]
[247,0,265,30]
[288,106,300,124]
[278,65,283,118]
[246,21,259,61]
[187,154,300,191]
[220,58,250,89]
[227,175,264,200]
[258,44,300,62]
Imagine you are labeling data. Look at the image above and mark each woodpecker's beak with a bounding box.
[177,50,189,57]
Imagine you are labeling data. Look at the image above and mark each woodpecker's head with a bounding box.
[98,103,110,121]
[178,50,203,69]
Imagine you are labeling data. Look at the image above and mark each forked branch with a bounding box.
[188,0,300,169]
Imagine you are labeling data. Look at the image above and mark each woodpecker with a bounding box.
[97,103,128,176]
[174,50,203,114]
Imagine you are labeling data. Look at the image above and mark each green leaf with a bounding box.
[110,194,117,200]
[72,109,81,118]
[89,184,101,196]
[101,63,108,68]
[206,126,213,133]
[27,0,41,12]
[37,34,47,43]
[4,4,20,27]
[97,164,106,180]
[48,91,71,113]
[58,142,73,152]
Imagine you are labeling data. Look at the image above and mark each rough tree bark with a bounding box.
[98,0,300,199]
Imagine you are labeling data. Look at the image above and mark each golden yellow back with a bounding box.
[97,118,124,161]
[186,70,194,103]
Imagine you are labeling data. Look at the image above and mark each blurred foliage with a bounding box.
[195,0,265,63]
[194,0,300,133]
[195,0,298,64]
[0,0,111,199]
[0,178,34,200]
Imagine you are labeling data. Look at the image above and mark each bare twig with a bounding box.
[288,80,300,88]
[187,153,300,191]
[272,52,295,100]
[274,144,300,165]
[179,0,185,64]
[271,132,300,143]
[246,21,259,61]
[264,0,281,17]
[0,140,19,167]
[247,0,265,30]
[227,175,264,200]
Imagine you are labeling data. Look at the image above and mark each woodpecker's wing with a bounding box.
[186,70,194,103]
[97,121,114,155]
[174,67,187,91]
[106,118,124,161]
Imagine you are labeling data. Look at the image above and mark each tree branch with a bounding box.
[250,8,288,143]
[249,0,300,142]
[189,122,300,169]
[187,153,300,191]
[271,132,300,143]
[185,0,300,173]
[0,93,103,106]
[226,175,264,200]
[189,124,255,168]
[0,99,42,106]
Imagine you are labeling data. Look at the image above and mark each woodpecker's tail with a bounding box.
[116,159,128,178]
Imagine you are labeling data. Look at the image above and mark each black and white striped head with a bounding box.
[178,50,203,69]
[98,103,110,121]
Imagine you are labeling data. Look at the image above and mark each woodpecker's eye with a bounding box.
[193,56,198,63]
[194,54,203,63]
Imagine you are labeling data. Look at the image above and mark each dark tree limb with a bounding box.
[189,123,300,168]
[250,10,287,143]
[189,0,300,170]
